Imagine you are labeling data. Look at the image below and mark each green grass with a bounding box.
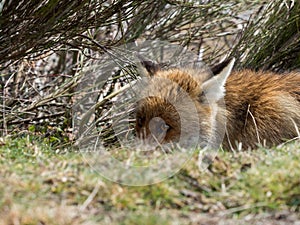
[0,136,299,224]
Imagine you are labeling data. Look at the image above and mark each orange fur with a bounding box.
[224,69,300,149]
[135,62,300,150]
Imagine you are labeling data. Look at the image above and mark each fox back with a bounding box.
[135,59,300,150]
[224,69,300,149]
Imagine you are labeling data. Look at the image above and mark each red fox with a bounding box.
[135,59,300,150]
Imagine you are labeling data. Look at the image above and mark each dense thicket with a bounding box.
[0,0,299,145]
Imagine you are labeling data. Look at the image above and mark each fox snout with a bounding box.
[136,117,169,144]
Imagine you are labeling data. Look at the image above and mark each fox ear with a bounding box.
[137,54,160,77]
[140,60,160,76]
[210,58,233,75]
[201,58,235,102]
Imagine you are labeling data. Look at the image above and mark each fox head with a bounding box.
[135,58,235,149]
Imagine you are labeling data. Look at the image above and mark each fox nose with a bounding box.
[148,117,169,141]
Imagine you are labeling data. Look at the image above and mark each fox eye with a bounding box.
[159,122,171,135]
[155,122,170,137]
[161,123,170,132]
